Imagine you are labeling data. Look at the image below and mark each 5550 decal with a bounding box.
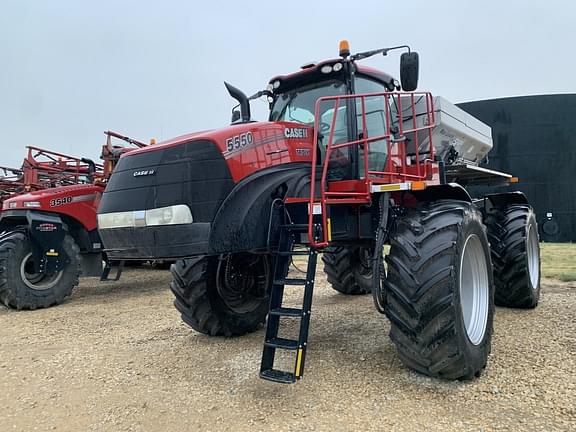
[226,132,254,152]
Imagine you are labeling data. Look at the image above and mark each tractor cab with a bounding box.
[267,43,425,185]
[268,59,394,180]
[251,42,436,248]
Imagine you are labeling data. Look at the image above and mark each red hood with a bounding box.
[3,184,104,230]
[115,121,315,183]
[4,184,103,204]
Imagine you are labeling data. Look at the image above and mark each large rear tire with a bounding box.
[322,246,372,295]
[384,200,495,380]
[485,204,540,308]
[0,230,81,310]
[170,253,271,336]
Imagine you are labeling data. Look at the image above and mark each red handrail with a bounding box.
[308,91,436,247]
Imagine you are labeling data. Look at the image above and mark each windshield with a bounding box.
[269,80,347,124]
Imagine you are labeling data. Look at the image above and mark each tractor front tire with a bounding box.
[485,204,541,308]
[384,200,494,380]
[322,246,372,295]
[171,253,271,337]
[0,231,81,310]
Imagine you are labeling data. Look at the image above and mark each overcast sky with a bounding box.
[0,0,573,167]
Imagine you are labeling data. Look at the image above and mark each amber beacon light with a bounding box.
[339,40,350,58]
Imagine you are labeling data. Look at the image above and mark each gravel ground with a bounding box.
[0,267,574,432]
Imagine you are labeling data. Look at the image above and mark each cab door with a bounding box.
[352,76,390,178]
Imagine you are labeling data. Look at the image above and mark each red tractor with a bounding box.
[97,42,540,383]
[0,132,146,309]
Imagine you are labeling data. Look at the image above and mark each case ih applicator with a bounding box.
[0,132,147,309]
[98,41,541,383]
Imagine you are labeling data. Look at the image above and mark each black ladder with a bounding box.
[260,223,318,384]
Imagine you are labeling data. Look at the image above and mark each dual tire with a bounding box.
[485,204,540,308]
[384,200,540,379]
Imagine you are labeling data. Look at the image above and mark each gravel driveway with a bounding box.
[0,267,574,431]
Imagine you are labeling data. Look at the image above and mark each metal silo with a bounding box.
[458,94,576,242]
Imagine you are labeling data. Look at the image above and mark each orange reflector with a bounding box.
[339,40,350,58]
[149,138,157,145]
[510,176,519,183]
[411,181,427,191]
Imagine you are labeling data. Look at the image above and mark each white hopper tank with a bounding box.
[393,95,493,164]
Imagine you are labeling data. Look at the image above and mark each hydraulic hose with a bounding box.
[372,193,390,314]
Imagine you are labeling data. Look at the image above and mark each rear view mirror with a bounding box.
[400,52,419,91]
[231,109,241,123]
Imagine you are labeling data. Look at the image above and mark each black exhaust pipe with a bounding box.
[81,157,97,182]
[224,82,251,122]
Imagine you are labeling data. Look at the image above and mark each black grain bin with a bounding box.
[458,94,576,242]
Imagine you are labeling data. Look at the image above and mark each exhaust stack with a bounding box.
[224,82,251,123]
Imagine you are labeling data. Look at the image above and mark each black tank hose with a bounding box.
[372,193,390,314]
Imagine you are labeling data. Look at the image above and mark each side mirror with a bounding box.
[231,109,241,123]
[400,52,419,91]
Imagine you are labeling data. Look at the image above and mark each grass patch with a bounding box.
[304,243,575,282]
[537,243,576,282]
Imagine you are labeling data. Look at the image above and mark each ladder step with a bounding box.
[276,250,309,256]
[274,278,307,286]
[269,307,302,317]
[264,337,299,350]
[280,224,309,232]
[260,369,296,384]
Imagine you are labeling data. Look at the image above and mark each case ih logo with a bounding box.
[36,223,58,232]
[284,127,309,139]
[133,169,156,177]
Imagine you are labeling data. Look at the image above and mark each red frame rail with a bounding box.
[22,146,105,189]
[0,166,26,205]
[308,91,436,247]
[0,132,146,207]
[101,131,148,179]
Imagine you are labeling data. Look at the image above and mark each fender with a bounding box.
[1,209,100,253]
[484,191,529,208]
[0,210,103,276]
[209,164,311,253]
[411,183,473,203]
[12,211,70,274]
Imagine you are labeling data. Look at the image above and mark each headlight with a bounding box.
[146,205,192,226]
[98,205,193,229]
[97,211,135,229]
[320,65,333,74]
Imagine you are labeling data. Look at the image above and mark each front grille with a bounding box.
[99,139,234,223]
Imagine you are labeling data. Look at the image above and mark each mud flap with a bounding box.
[80,252,104,277]
[26,212,70,274]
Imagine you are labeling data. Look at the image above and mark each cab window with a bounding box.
[354,77,389,176]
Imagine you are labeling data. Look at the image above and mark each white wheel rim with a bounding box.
[526,223,540,289]
[459,234,489,345]
[20,252,63,291]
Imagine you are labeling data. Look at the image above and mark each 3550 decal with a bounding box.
[226,132,254,152]
[49,196,72,207]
